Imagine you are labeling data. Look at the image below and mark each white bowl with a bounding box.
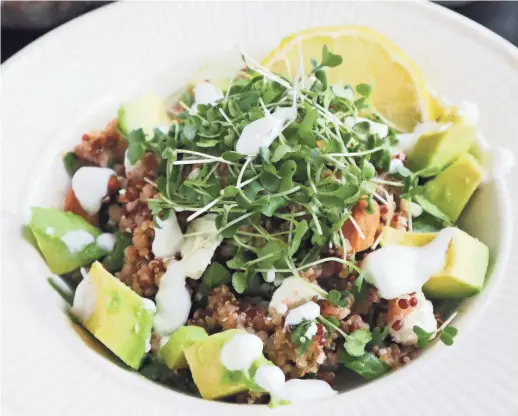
[2,2,518,415]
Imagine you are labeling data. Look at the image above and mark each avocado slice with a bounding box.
[422,153,483,222]
[71,262,155,369]
[28,207,108,275]
[184,329,269,400]
[117,92,171,137]
[381,227,489,299]
[406,122,477,177]
[159,326,208,369]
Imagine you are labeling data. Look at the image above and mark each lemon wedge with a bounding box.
[262,26,436,132]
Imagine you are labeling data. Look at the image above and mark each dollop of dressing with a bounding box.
[389,293,437,345]
[61,230,95,253]
[363,228,455,299]
[71,268,97,322]
[181,214,222,279]
[254,365,286,393]
[284,301,321,328]
[235,107,296,156]
[153,261,192,335]
[190,82,223,115]
[220,333,264,371]
[96,233,115,252]
[269,277,325,315]
[152,214,183,259]
[71,166,115,215]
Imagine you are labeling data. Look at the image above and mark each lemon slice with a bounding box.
[262,26,435,132]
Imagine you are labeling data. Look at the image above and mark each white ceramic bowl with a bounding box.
[2,2,518,415]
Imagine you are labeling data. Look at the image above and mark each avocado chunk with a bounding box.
[28,207,108,275]
[184,330,269,400]
[422,153,483,222]
[406,122,477,177]
[381,227,489,299]
[117,92,170,137]
[159,326,208,369]
[71,262,155,369]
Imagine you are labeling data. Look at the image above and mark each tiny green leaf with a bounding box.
[232,271,248,294]
[356,83,372,98]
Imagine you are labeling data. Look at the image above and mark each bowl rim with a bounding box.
[1,0,516,414]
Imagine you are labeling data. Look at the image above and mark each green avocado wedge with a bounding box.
[406,122,476,177]
[117,92,170,137]
[381,227,489,299]
[71,262,155,369]
[422,153,483,223]
[159,326,208,369]
[28,207,108,275]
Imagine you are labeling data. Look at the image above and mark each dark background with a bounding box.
[1,1,518,64]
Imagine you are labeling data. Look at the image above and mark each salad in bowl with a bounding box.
[27,26,508,406]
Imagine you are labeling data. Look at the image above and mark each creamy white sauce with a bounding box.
[142,298,157,314]
[124,149,141,175]
[235,106,296,156]
[304,322,318,339]
[220,333,264,371]
[395,121,451,153]
[160,335,170,348]
[284,301,321,328]
[479,145,515,182]
[71,268,97,323]
[456,101,479,125]
[96,233,115,252]
[265,269,276,283]
[388,158,404,174]
[389,292,437,345]
[190,82,223,115]
[254,365,286,394]
[61,230,95,254]
[71,166,115,215]
[145,335,152,353]
[276,379,337,402]
[400,199,423,218]
[181,214,222,279]
[152,215,183,259]
[153,261,192,335]
[269,277,325,315]
[344,116,389,139]
[363,228,455,299]
[45,227,55,235]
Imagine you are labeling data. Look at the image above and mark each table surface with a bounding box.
[2,1,518,63]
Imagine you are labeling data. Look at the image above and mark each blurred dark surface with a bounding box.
[2,1,518,64]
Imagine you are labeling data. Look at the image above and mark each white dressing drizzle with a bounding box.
[190,82,223,115]
[363,228,455,299]
[219,333,264,371]
[235,106,297,156]
[71,268,97,323]
[284,301,320,328]
[389,292,437,345]
[61,230,95,253]
[71,166,115,215]
[275,379,337,403]
[152,214,183,259]
[153,261,192,335]
[269,277,325,315]
[96,233,115,252]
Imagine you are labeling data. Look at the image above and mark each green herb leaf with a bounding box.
[439,325,458,346]
[356,83,372,98]
[340,351,390,380]
[203,262,231,288]
[344,329,372,357]
[102,231,132,273]
[321,45,343,68]
[413,325,433,349]
[289,220,309,256]
[232,271,248,294]
[370,326,390,348]
[63,152,82,177]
